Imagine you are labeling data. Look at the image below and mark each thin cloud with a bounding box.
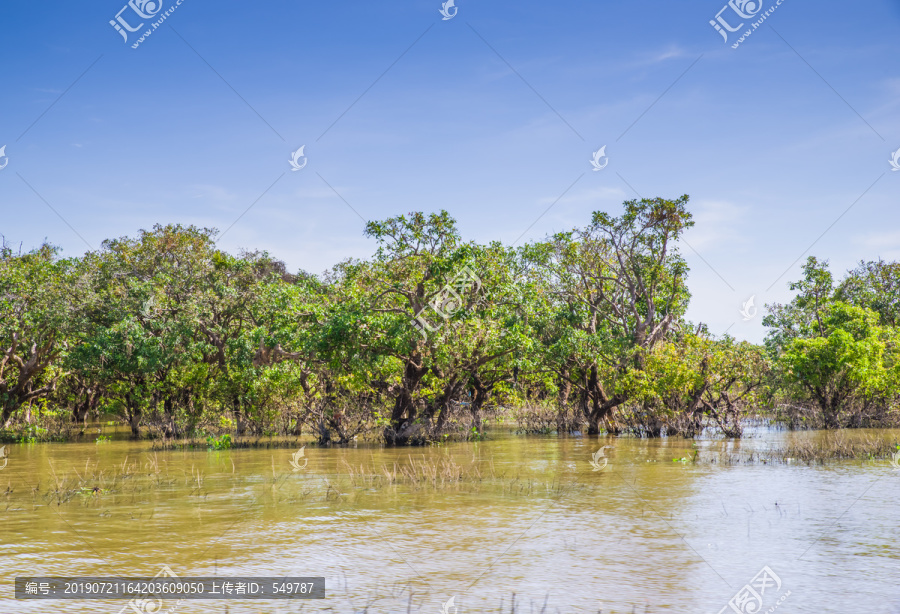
[535,186,625,207]
[682,200,748,251]
[853,230,900,260]
[188,184,240,202]
[639,45,688,65]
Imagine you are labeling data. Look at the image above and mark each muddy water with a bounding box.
[1,428,899,613]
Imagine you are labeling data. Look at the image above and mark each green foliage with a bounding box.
[6,199,900,443]
[766,258,900,428]
[0,243,84,425]
[836,259,900,327]
[16,425,48,443]
[206,433,233,450]
[523,195,695,433]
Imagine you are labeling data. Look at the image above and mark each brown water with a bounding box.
[1,427,899,613]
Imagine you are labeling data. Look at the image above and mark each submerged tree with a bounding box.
[11,196,899,443]
[0,243,82,426]
[526,195,694,434]
[765,257,900,428]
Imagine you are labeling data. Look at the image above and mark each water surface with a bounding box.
[1,428,899,613]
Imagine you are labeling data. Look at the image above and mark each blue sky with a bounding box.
[2,0,898,341]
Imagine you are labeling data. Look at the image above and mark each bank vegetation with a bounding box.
[3,196,900,444]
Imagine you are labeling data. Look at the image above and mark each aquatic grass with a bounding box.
[339,454,490,489]
[332,454,592,500]
[681,431,900,465]
[8,451,575,512]
[12,455,216,507]
[768,432,899,463]
[272,588,651,613]
[150,435,311,451]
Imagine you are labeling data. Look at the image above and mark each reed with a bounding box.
[339,454,491,489]
[770,432,899,462]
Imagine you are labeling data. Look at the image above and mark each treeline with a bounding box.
[1,196,898,444]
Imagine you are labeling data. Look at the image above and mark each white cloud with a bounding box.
[187,184,240,202]
[535,185,625,207]
[640,45,687,65]
[852,230,900,260]
[681,199,748,252]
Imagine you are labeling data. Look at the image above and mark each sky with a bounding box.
[1,0,898,342]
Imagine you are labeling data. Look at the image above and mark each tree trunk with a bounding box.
[434,379,460,433]
[470,375,491,434]
[588,397,623,435]
[163,396,176,437]
[1,400,18,428]
[232,394,245,436]
[127,398,142,438]
[386,354,428,444]
[72,400,90,424]
[557,368,571,409]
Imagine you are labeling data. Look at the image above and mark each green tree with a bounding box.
[837,259,900,327]
[633,333,769,437]
[779,303,891,428]
[526,196,694,434]
[69,225,215,436]
[0,243,82,426]
[763,256,834,354]
[763,257,900,427]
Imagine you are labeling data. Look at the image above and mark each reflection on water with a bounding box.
[1,428,899,613]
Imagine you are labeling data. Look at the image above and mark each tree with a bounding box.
[634,333,769,437]
[69,225,218,436]
[779,303,891,428]
[837,259,900,327]
[764,257,898,428]
[526,196,694,434]
[0,243,82,426]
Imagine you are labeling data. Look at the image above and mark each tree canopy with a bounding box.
[4,201,900,443]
